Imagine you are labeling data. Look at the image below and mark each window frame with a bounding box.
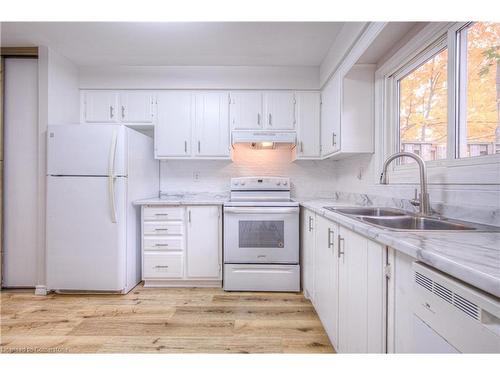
[376,22,500,185]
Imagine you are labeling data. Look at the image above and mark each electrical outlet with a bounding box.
[193,171,200,181]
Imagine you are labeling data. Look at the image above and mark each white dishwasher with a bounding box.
[412,262,500,353]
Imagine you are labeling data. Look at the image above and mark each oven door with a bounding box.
[223,206,299,264]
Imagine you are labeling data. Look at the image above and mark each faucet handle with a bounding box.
[410,188,420,207]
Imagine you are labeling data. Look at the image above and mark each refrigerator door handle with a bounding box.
[108,129,118,223]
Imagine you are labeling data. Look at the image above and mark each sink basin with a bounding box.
[361,216,477,231]
[325,207,406,217]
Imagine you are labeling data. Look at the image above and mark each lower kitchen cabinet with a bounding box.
[301,208,387,353]
[337,226,386,353]
[313,215,340,349]
[141,204,222,287]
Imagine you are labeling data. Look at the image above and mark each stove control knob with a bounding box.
[276,182,281,186]
[241,181,246,186]
[234,182,239,186]
[283,181,288,186]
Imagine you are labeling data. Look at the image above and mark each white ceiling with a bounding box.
[0,22,344,67]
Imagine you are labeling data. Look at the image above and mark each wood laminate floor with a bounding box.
[0,284,335,353]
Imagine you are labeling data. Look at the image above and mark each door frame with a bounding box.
[0,47,38,289]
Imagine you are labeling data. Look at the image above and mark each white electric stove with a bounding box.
[223,177,300,292]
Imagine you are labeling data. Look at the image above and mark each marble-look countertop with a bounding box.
[300,199,500,298]
[133,192,228,206]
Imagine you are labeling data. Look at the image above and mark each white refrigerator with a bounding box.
[46,124,158,293]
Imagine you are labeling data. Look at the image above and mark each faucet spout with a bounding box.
[380,152,430,216]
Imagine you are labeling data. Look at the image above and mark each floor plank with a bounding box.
[0,284,335,353]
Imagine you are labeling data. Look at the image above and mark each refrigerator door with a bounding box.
[47,124,126,177]
[46,176,127,291]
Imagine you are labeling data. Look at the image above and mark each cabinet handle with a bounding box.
[198,141,201,153]
[308,216,313,232]
[332,132,337,147]
[155,265,169,269]
[184,141,187,153]
[155,244,169,247]
[257,113,261,126]
[155,213,169,217]
[121,105,125,119]
[110,105,114,119]
[154,228,168,232]
[269,113,272,126]
[188,210,191,223]
[300,141,304,153]
[327,228,334,248]
[338,235,345,258]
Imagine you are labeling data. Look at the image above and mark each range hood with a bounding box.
[231,131,296,149]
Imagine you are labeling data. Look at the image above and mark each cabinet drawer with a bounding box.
[143,237,183,251]
[143,222,184,236]
[143,206,184,221]
[143,253,183,278]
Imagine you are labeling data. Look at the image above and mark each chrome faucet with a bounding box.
[379,152,431,216]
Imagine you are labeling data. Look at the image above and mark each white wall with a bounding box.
[160,146,337,199]
[320,22,367,87]
[36,46,80,291]
[79,66,320,90]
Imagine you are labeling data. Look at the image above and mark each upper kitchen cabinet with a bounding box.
[320,71,341,156]
[81,90,154,124]
[155,91,192,158]
[230,91,296,131]
[294,91,321,159]
[229,91,263,130]
[263,91,296,130]
[193,92,230,158]
[82,91,120,123]
[119,91,155,123]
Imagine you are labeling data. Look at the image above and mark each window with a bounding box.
[388,22,500,172]
[398,48,448,164]
[457,22,500,158]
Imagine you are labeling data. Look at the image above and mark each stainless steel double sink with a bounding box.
[323,206,500,232]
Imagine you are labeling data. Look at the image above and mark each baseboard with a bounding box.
[143,279,222,288]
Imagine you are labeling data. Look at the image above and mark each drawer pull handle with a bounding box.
[155,244,169,247]
[155,213,169,216]
[155,265,169,269]
[154,228,168,231]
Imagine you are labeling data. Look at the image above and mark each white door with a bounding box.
[120,91,154,123]
[47,124,126,176]
[186,206,221,278]
[3,58,38,287]
[313,215,339,348]
[46,176,126,291]
[301,209,316,301]
[296,92,321,158]
[83,91,119,123]
[264,91,296,130]
[321,71,341,156]
[229,91,263,130]
[338,227,385,353]
[155,91,192,157]
[193,92,230,157]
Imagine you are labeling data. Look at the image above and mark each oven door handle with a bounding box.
[224,207,299,214]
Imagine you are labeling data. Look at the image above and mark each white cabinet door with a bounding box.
[296,92,321,159]
[313,215,339,349]
[186,206,221,278]
[321,71,341,156]
[194,92,230,157]
[263,91,296,130]
[120,91,154,123]
[229,91,263,130]
[301,209,316,301]
[155,91,192,158]
[338,226,385,353]
[83,91,119,123]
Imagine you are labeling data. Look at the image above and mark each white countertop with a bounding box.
[300,199,500,298]
[134,192,228,206]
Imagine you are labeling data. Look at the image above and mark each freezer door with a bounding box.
[46,176,127,291]
[47,124,126,176]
